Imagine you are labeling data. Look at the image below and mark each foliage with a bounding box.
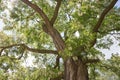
[0,0,120,80]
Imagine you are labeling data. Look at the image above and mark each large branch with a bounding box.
[93,0,118,32]
[22,0,65,51]
[0,44,58,55]
[21,0,51,28]
[50,0,62,25]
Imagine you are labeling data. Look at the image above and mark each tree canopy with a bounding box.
[0,0,120,80]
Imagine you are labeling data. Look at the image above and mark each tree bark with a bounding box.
[64,57,88,80]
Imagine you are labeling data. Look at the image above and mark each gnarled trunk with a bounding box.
[64,57,88,80]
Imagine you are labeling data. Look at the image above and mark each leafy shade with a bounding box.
[0,0,120,80]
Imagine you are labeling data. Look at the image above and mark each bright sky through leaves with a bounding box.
[115,0,120,7]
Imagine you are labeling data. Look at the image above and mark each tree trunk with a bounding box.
[64,57,89,80]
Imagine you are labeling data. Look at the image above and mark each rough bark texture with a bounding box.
[42,23,65,51]
[64,58,88,80]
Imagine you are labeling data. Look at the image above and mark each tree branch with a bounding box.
[0,44,58,55]
[90,34,97,48]
[50,0,62,25]
[0,48,4,56]
[93,0,118,32]
[90,0,118,48]
[98,27,120,34]
[85,59,100,64]
[21,0,51,28]
[22,0,65,51]
[54,56,60,69]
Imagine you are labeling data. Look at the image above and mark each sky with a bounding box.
[115,0,120,7]
[0,1,120,61]
[0,19,4,30]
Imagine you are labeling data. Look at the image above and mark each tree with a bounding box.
[0,0,120,80]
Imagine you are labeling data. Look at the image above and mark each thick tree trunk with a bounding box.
[64,57,88,80]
